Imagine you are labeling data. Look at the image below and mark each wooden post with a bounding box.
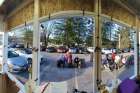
[0,17,7,93]
[94,0,102,92]
[135,16,140,77]
[2,20,8,74]
[32,0,40,86]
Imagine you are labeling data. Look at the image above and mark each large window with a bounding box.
[8,25,33,78]
[101,20,135,89]
[40,16,95,93]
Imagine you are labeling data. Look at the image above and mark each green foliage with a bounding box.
[102,22,113,48]
[119,29,131,49]
[101,21,132,49]
[50,17,93,47]
[85,35,93,46]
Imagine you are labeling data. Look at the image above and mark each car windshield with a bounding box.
[48,47,54,49]
[8,51,19,58]
[25,49,32,54]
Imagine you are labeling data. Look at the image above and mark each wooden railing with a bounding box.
[0,64,26,93]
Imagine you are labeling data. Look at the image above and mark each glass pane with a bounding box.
[40,16,95,93]
[8,25,33,82]
[101,20,135,89]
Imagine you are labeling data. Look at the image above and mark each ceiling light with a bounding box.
[0,0,5,6]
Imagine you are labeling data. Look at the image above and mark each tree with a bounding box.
[40,19,65,47]
[73,17,93,46]
[23,29,33,48]
[102,22,121,48]
[51,17,93,47]
[52,17,76,47]
[118,28,131,49]
[85,35,93,46]
[102,22,113,48]
[65,18,76,46]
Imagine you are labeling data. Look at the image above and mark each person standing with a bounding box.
[65,51,73,67]
[112,51,116,63]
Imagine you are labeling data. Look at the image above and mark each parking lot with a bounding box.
[12,52,134,93]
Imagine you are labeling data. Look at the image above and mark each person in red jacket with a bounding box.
[112,51,116,63]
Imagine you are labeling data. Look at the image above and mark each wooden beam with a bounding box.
[7,0,34,18]
[113,0,136,15]
[135,16,140,76]
[94,0,102,92]
[32,0,40,86]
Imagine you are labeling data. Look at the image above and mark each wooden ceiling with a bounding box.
[0,0,25,15]
[120,0,140,15]
[0,0,140,17]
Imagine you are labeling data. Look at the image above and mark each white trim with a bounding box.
[101,14,133,28]
[10,20,33,32]
[39,10,96,22]
[6,71,26,93]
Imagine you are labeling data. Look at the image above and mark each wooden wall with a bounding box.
[6,0,94,30]
[6,0,138,30]
[0,74,19,93]
[6,2,34,30]
[40,0,94,17]
[102,0,135,27]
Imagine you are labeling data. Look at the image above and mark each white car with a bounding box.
[102,48,112,54]
[87,47,95,53]
[15,48,47,64]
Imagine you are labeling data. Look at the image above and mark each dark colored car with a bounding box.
[78,47,88,54]
[122,48,130,53]
[69,47,78,54]
[57,46,68,53]
[8,43,17,48]
[40,46,46,51]
[46,47,57,52]
[24,48,32,54]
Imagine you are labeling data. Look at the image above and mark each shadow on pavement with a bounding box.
[118,65,134,81]
[40,61,93,83]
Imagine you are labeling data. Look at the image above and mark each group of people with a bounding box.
[102,52,133,71]
[57,51,81,68]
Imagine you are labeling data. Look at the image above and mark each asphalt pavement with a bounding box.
[13,52,134,93]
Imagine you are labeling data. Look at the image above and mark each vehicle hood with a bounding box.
[7,56,27,66]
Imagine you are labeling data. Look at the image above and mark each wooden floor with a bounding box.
[0,74,19,93]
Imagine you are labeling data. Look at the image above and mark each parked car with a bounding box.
[8,43,17,48]
[15,44,24,48]
[40,46,46,51]
[130,48,134,53]
[122,48,130,53]
[102,48,112,54]
[0,50,29,72]
[69,47,78,54]
[15,48,47,64]
[87,47,95,53]
[46,47,57,53]
[78,47,89,54]
[57,46,67,53]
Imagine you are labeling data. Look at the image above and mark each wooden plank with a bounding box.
[5,0,139,31]
[101,0,135,26]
